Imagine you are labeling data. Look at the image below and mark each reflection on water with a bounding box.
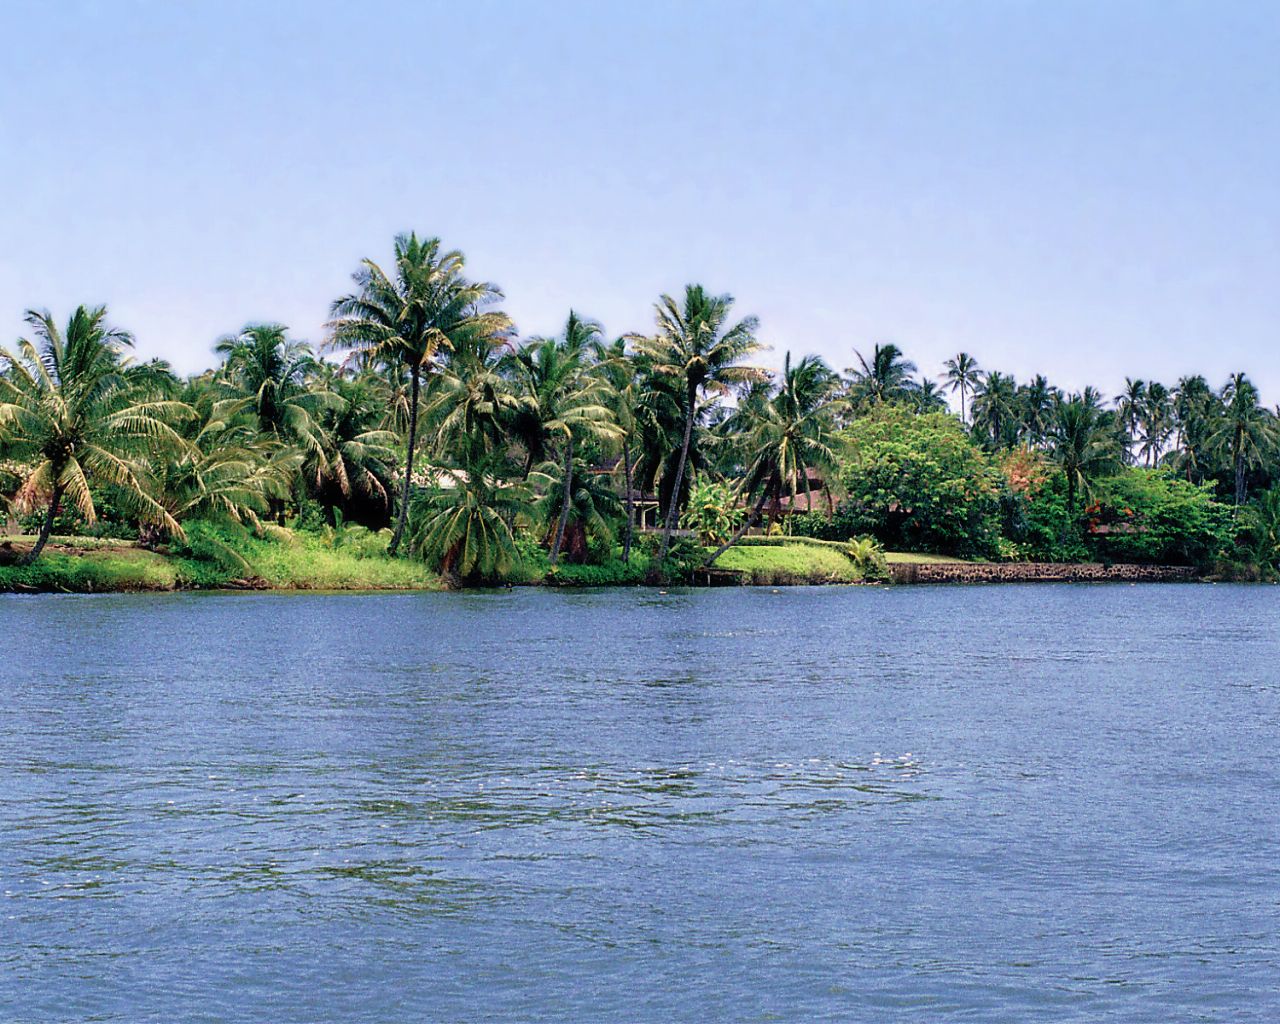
[2,585,1279,1022]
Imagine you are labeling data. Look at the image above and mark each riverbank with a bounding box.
[0,533,1212,593]
[0,534,443,593]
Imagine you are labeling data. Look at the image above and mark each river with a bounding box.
[2,585,1277,1021]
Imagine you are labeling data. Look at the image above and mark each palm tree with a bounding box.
[942,352,981,423]
[1137,381,1173,468]
[1115,377,1147,461]
[1016,375,1058,447]
[309,374,399,525]
[592,336,642,562]
[508,313,619,566]
[630,285,762,562]
[1210,373,1273,507]
[707,352,843,564]
[328,232,510,555]
[0,306,187,563]
[846,343,917,407]
[151,398,295,540]
[533,454,621,563]
[408,450,529,584]
[425,317,516,461]
[1170,375,1217,483]
[1049,393,1120,510]
[910,377,949,413]
[971,371,1019,450]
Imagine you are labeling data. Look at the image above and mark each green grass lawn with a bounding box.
[0,532,442,592]
[714,542,865,584]
[0,539,182,592]
[883,551,974,564]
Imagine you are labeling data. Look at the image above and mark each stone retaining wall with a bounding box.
[890,561,1200,584]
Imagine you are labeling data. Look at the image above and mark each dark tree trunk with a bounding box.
[549,436,574,567]
[21,484,64,566]
[621,438,634,564]
[388,365,420,557]
[658,381,697,562]
[1235,445,1246,508]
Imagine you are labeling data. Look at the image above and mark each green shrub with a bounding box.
[838,406,1003,557]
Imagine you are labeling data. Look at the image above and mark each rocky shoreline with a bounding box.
[888,562,1201,584]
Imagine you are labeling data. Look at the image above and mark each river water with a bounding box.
[2,585,1277,1021]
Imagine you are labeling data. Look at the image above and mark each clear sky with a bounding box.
[2,0,1277,400]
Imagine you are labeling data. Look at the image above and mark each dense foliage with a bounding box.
[3,230,1279,585]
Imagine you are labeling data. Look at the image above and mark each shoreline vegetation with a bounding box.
[4,230,1280,594]
[0,532,1215,594]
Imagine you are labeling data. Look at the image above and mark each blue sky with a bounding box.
[2,0,1277,400]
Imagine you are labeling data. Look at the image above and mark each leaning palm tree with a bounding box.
[0,306,188,563]
[507,313,619,566]
[328,232,510,555]
[1048,393,1120,511]
[941,352,981,423]
[1210,373,1273,507]
[629,285,762,562]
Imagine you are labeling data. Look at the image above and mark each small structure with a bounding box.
[772,468,836,517]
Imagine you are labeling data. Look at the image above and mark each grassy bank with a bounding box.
[714,541,867,584]
[0,530,893,593]
[0,531,441,593]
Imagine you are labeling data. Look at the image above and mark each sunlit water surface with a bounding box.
[2,585,1278,1022]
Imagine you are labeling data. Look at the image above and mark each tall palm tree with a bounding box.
[1049,393,1120,511]
[1115,377,1147,461]
[1171,375,1217,483]
[592,336,642,562]
[0,306,187,563]
[328,232,510,555]
[508,313,619,566]
[1138,381,1173,468]
[971,371,1019,450]
[941,352,981,423]
[1210,373,1273,507]
[846,343,917,407]
[1016,375,1058,447]
[630,285,762,562]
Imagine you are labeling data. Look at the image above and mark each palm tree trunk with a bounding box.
[549,437,574,567]
[658,382,697,562]
[388,365,420,556]
[704,489,770,567]
[21,484,64,566]
[1235,447,1246,508]
[621,438,634,564]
